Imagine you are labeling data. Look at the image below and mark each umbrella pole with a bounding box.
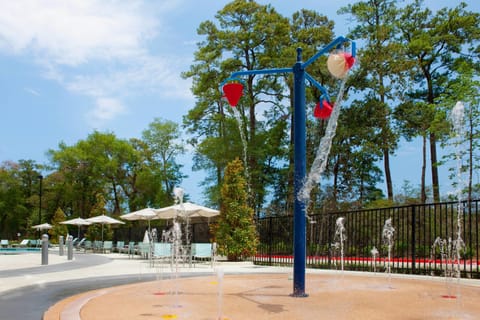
[186,218,190,245]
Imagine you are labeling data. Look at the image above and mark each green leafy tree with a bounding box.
[0,160,45,239]
[394,99,438,203]
[327,101,385,209]
[86,194,112,241]
[48,207,68,244]
[184,1,339,214]
[48,138,105,219]
[0,162,28,239]
[48,128,182,218]
[120,138,160,211]
[142,118,185,205]
[213,158,258,261]
[183,0,292,213]
[339,0,402,201]
[439,62,480,202]
[272,9,335,214]
[396,0,480,202]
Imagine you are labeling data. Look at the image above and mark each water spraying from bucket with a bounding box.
[222,80,251,197]
[231,107,251,195]
[298,77,349,203]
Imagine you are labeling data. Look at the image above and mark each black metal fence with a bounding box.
[253,199,480,279]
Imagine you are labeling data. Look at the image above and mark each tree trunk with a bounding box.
[468,114,473,202]
[421,135,427,203]
[429,132,440,202]
[383,148,393,201]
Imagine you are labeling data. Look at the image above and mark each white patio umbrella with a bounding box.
[154,202,220,220]
[60,217,91,238]
[31,223,52,231]
[155,202,220,244]
[85,215,125,241]
[120,208,159,232]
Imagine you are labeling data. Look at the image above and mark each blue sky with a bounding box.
[0,0,477,203]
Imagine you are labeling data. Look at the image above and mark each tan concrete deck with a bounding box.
[45,271,480,320]
[2,251,479,319]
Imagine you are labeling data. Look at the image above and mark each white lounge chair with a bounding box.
[18,239,30,247]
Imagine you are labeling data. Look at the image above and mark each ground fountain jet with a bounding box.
[451,101,466,271]
[158,187,188,313]
[173,187,184,205]
[431,236,458,298]
[382,218,395,287]
[222,36,356,297]
[334,217,346,272]
[429,101,467,301]
[370,246,379,273]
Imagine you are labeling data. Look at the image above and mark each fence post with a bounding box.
[411,205,416,274]
[327,214,332,268]
[268,216,272,265]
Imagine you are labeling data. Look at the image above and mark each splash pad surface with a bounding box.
[45,272,480,320]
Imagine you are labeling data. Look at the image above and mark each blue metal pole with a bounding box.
[292,47,307,297]
[223,36,355,298]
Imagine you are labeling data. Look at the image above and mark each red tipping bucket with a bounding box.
[314,100,334,119]
[344,53,355,69]
[223,82,243,107]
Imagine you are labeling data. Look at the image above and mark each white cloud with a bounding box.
[66,55,193,100]
[86,97,127,128]
[0,0,158,65]
[0,0,191,125]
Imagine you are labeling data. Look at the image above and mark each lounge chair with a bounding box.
[191,243,213,267]
[152,242,172,267]
[138,242,150,259]
[102,241,113,253]
[121,241,136,258]
[93,240,103,253]
[83,240,93,253]
[114,241,124,253]
[75,238,86,249]
[18,239,30,247]
[1,239,9,248]
[70,237,78,246]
